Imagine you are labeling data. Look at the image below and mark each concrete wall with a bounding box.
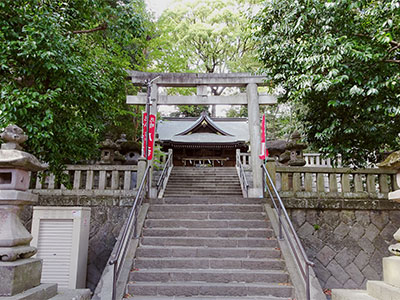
[287,208,400,290]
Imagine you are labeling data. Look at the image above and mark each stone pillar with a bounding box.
[247,83,263,197]
[148,83,158,198]
[378,151,400,289]
[0,125,56,297]
[265,157,276,193]
[136,156,147,189]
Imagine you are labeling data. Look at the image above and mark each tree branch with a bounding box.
[72,23,107,34]
[384,59,400,64]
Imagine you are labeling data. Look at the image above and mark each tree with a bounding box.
[0,0,152,178]
[253,0,400,166]
[148,0,260,116]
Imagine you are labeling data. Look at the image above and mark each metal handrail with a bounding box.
[236,153,249,197]
[156,150,173,195]
[109,164,151,300]
[261,164,314,300]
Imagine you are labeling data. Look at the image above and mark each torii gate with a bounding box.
[126,71,277,198]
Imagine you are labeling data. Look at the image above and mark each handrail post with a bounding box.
[306,264,311,300]
[112,263,117,300]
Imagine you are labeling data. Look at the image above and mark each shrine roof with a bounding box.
[157,115,249,144]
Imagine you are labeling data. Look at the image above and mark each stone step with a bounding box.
[164,192,243,196]
[149,204,263,212]
[144,219,269,229]
[146,211,265,220]
[135,246,281,259]
[50,288,91,300]
[166,183,241,188]
[331,289,378,300]
[367,280,400,300]
[165,187,242,192]
[140,237,278,248]
[4,283,57,300]
[135,258,285,270]
[151,197,262,205]
[126,282,292,298]
[167,178,240,182]
[126,296,292,300]
[130,268,289,284]
[142,228,274,238]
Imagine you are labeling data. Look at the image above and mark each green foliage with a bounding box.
[148,0,260,116]
[253,0,400,166]
[0,0,152,178]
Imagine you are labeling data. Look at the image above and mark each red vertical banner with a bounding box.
[142,112,156,160]
[259,114,269,160]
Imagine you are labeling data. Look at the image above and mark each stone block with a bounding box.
[367,280,400,300]
[336,248,355,268]
[334,222,350,240]
[0,283,57,300]
[349,223,365,240]
[345,263,364,286]
[327,260,350,285]
[354,250,370,271]
[365,223,380,242]
[0,258,42,296]
[383,256,400,288]
[355,211,370,227]
[370,211,389,230]
[362,265,380,281]
[316,245,336,267]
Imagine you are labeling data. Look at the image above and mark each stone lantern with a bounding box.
[279,131,307,166]
[0,125,51,296]
[378,151,400,256]
[99,138,118,164]
[378,151,400,290]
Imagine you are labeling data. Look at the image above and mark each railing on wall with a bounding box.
[30,165,138,196]
[236,150,249,198]
[109,164,150,300]
[262,164,314,300]
[156,149,173,198]
[276,166,398,198]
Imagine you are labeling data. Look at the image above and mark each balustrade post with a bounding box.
[136,156,147,189]
[265,157,276,194]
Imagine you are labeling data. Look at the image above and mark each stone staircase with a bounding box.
[126,167,294,299]
[163,167,243,197]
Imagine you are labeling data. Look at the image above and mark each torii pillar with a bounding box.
[247,83,263,197]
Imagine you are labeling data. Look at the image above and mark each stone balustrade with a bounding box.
[275,166,399,209]
[304,153,341,167]
[30,165,138,197]
[239,152,252,169]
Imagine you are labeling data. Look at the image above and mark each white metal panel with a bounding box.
[37,219,73,288]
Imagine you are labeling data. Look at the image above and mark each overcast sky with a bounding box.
[145,0,175,18]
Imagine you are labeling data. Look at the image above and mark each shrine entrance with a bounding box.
[126,71,277,197]
[157,112,248,167]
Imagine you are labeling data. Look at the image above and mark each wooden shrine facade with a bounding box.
[157,112,249,167]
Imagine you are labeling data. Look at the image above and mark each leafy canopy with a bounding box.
[149,0,259,116]
[253,0,400,166]
[0,0,151,177]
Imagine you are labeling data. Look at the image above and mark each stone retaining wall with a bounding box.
[287,208,400,290]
